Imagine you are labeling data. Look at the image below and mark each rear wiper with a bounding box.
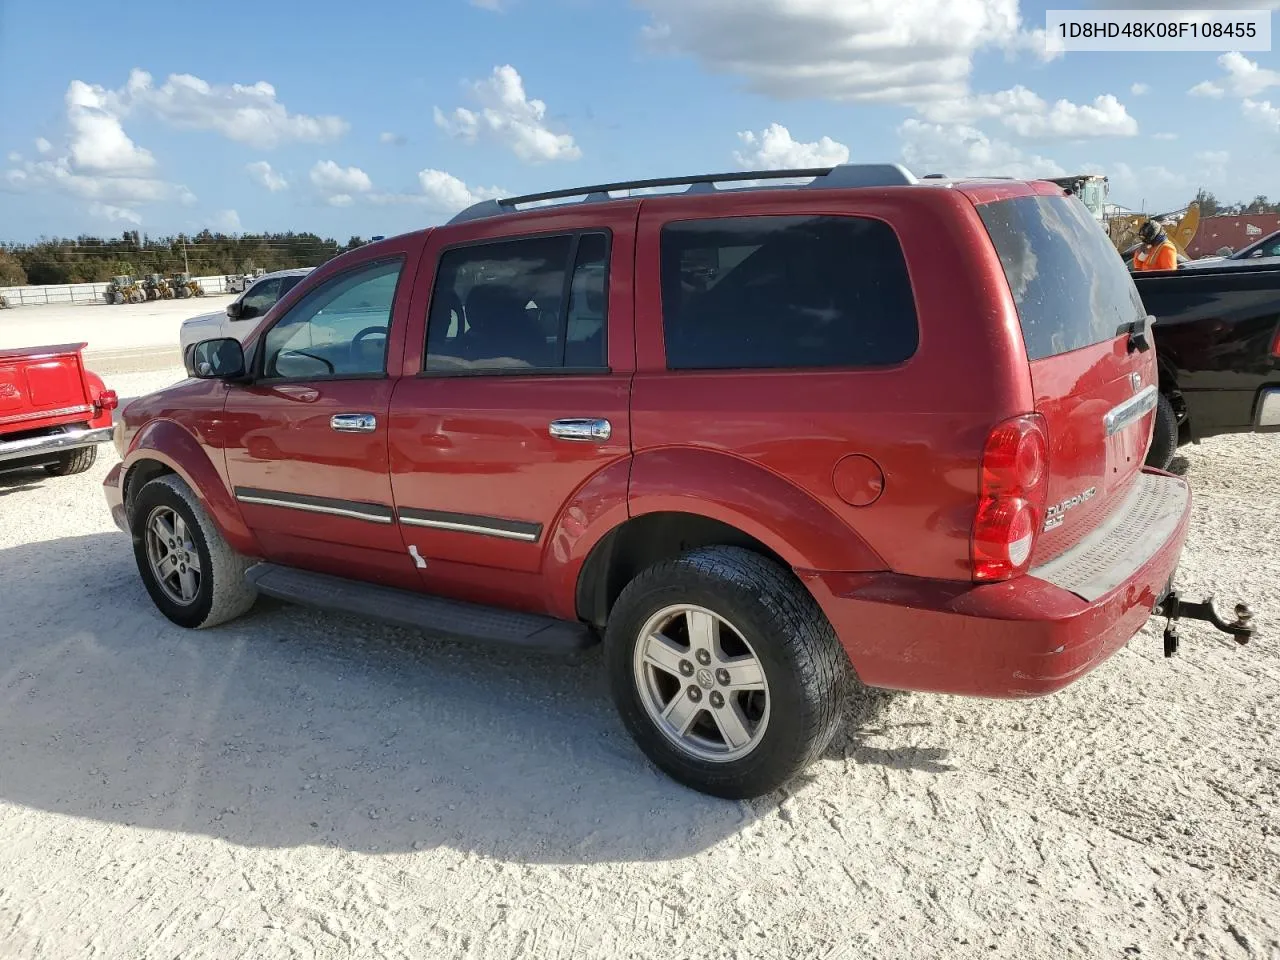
[1126,315,1153,354]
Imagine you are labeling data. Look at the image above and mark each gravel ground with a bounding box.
[1,364,1277,960]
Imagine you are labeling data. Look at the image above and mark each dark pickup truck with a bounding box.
[1136,262,1280,468]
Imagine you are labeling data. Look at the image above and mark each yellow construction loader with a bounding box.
[1048,173,1201,262]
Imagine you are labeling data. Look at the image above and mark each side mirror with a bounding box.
[188,338,247,380]
[226,301,242,319]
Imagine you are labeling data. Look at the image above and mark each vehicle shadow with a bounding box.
[0,466,46,495]
[0,533,936,863]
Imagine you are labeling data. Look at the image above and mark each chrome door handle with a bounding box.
[330,413,377,433]
[549,418,612,442]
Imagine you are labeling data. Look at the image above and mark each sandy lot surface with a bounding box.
[0,297,234,373]
[1,364,1277,960]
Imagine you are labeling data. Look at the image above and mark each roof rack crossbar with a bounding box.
[447,163,918,225]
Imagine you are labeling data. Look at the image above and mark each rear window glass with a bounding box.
[978,195,1146,361]
[660,215,918,370]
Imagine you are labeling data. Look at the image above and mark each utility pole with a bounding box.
[181,234,190,274]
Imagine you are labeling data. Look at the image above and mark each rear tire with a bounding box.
[43,445,97,476]
[130,474,258,629]
[1146,392,1178,471]
[605,545,849,799]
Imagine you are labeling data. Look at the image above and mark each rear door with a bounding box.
[976,193,1158,563]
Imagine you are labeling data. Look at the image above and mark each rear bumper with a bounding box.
[804,469,1191,698]
[0,425,113,464]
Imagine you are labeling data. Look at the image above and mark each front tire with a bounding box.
[1146,392,1179,471]
[605,546,849,799]
[130,474,257,629]
[43,445,97,476]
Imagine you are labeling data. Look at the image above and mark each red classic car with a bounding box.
[0,342,118,476]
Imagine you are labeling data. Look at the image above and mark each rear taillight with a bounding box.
[96,389,119,412]
[1271,326,1280,359]
[972,414,1049,582]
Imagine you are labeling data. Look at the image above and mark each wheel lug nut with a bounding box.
[679,660,694,677]
[687,687,702,702]
[695,649,711,666]
[710,691,724,708]
[715,668,730,686]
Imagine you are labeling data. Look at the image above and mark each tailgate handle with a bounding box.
[330,413,377,433]
[1126,315,1153,354]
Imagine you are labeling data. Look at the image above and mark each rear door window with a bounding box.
[425,232,609,372]
[978,195,1147,360]
[659,215,918,370]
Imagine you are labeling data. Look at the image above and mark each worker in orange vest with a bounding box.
[1132,220,1179,271]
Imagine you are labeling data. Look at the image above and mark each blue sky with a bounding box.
[2,0,1279,241]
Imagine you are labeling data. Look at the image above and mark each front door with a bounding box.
[222,253,418,589]
[389,211,636,614]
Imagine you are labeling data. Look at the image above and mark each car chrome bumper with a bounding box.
[0,425,114,463]
[1257,388,1280,429]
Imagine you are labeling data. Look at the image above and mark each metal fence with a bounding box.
[0,275,231,307]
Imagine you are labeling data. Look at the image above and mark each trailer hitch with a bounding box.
[1152,590,1257,658]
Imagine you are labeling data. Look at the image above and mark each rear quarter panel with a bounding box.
[631,186,1035,580]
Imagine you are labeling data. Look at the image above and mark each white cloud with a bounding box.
[898,118,1066,179]
[416,169,506,212]
[327,194,354,207]
[34,137,51,154]
[435,64,580,162]
[1108,162,1187,196]
[1189,80,1225,98]
[211,209,242,232]
[916,86,1137,139]
[77,69,347,149]
[734,123,849,169]
[379,131,407,146]
[6,151,19,163]
[1152,132,1178,141]
[66,79,156,174]
[1201,52,1280,98]
[5,155,195,205]
[1242,98,1280,129]
[636,0,1050,105]
[246,160,288,191]
[310,160,372,198]
[1131,82,1149,95]
[88,201,142,225]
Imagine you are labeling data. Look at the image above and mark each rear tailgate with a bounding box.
[0,343,94,431]
[977,195,1157,564]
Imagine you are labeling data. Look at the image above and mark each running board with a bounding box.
[244,563,597,653]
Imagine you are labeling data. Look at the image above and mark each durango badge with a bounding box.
[1043,487,1097,530]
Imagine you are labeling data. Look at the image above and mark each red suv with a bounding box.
[104,164,1234,798]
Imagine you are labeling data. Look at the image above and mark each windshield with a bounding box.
[978,194,1147,361]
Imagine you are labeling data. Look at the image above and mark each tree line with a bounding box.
[1192,190,1280,218]
[0,230,369,287]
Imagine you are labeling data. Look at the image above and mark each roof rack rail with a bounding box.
[447,163,918,225]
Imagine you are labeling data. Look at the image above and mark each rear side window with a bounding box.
[978,195,1147,361]
[659,215,918,370]
[425,232,609,373]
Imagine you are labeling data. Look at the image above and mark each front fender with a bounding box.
[627,448,886,573]
[123,419,261,556]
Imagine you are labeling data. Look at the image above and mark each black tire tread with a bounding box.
[606,545,850,798]
[44,445,97,476]
[133,474,257,629]
[1146,392,1178,471]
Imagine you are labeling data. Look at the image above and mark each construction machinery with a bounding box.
[143,274,173,301]
[1046,173,1202,260]
[104,276,145,305]
[170,273,205,299]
